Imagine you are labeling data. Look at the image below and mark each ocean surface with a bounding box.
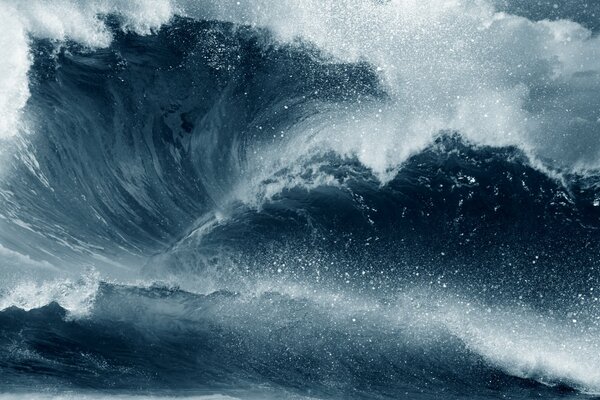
[0,1,600,399]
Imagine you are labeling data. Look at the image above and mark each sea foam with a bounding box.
[1,0,599,180]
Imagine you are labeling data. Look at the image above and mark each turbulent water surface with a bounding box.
[1,1,600,399]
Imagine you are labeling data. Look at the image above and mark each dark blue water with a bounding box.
[1,3,600,399]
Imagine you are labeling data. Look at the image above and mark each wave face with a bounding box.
[1,1,600,399]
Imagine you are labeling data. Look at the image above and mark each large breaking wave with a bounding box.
[0,1,600,399]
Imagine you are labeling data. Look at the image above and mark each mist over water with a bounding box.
[0,1,599,399]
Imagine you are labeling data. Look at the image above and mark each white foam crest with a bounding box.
[180,0,600,180]
[4,0,175,46]
[0,3,31,139]
[255,282,600,393]
[375,288,600,392]
[2,0,599,176]
[0,0,175,138]
[442,300,600,393]
[0,269,100,317]
[228,280,600,392]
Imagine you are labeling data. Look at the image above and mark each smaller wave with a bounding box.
[1,278,599,397]
[442,298,600,394]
